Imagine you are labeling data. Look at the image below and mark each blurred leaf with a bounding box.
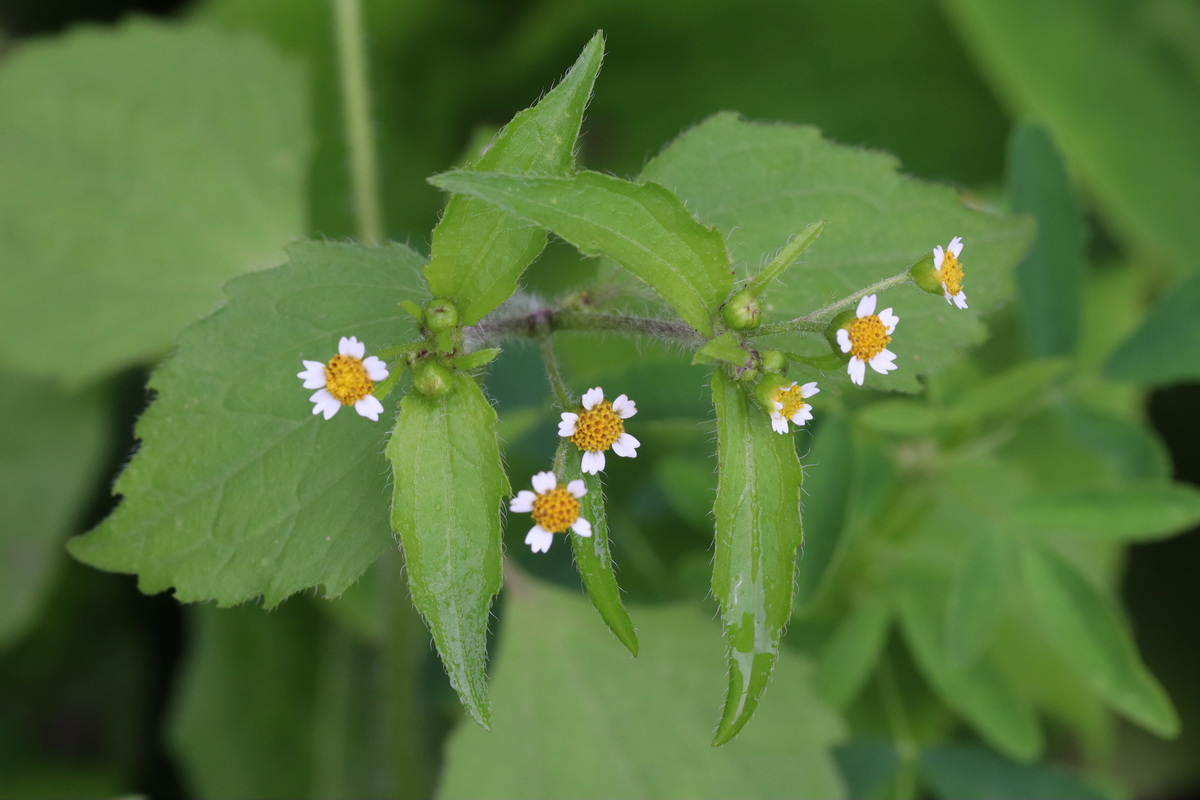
[813,596,892,708]
[425,33,604,325]
[920,743,1111,800]
[857,399,939,438]
[795,415,854,607]
[640,113,1034,391]
[710,370,804,744]
[564,461,638,655]
[387,372,508,728]
[944,531,1014,666]
[0,376,111,648]
[833,737,904,800]
[1105,274,1200,385]
[1021,546,1179,736]
[0,19,309,384]
[946,359,1068,426]
[1013,484,1200,543]
[68,242,424,606]
[944,0,1200,273]
[430,170,734,336]
[438,572,846,800]
[1007,123,1087,358]
[1057,400,1171,482]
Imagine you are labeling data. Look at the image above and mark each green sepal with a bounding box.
[909,251,942,294]
[454,348,502,372]
[693,331,750,367]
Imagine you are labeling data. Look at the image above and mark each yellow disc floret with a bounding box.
[570,401,624,453]
[324,354,375,406]
[847,316,892,362]
[938,250,964,297]
[531,486,581,534]
[775,383,809,418]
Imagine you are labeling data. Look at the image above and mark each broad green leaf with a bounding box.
[1058,400,1171,482]
[0,19,308,384]
[898,583,1043,761]
[1020,546,1179,736]
[0,376,111,649]
[68,242,425,606]
[794,415,854,608]
[944,531,1014,666]
[430,170,734,336]
[1105,274,1200,385]
[946,358,1068,426]
[1012,484,1200,543]
[1007,123,1087,358]
[425,33,604,325]
[920,743,1110,800]
[710,370,805,744]
[944,0,1200,274]
[438,572,846,800]
[387,372,508,728]
[813,596,892,708]
[640,113,1034,392]
[563,460,638,655]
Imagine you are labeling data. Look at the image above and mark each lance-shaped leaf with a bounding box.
[564,459,638,655]
[68,242,425,606]
[424,33,604,325]
[430,170,734,336]
[386,373,508,728]
[1011,483,1200,543]
[710,370,804,745]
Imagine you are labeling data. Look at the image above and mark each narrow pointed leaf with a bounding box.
[564,461,638,655]
[1105,273,1200,385]
[431,170,733,336]
[710,370,804,744]
[1011,483,1200,543]
[813,596,892,708]
[386,373,508,728]
[944,531,1014,666]
[746,219,826,297]
[693,331,749,366]
[424,33,604,325]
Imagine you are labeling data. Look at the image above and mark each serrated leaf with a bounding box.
[1105,273,1200,385]
[438,572,846,800]
[710,370,805,744]
[430,170,733,336]
[1020,546,1179,736]
[813,596,892,708]
[1012,483,1200,543]
[640,113,1034,391]
[68,241,425,606]
[563,460,638,656]
[920,743,1109,800]
[425,33,604,325]
[387,372,508,728]
[0,19,308,384]
[944,531,1014,666]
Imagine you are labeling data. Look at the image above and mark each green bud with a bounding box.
[722,289,762,331]
[759,349,787,374]
[908,251,942,295]
[754,373,791,410]
[824,309,856,357]
[424,298,461,332]
[413,360,452,398]
[735,364,760,383]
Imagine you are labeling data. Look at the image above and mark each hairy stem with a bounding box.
[756,270,914,337]
[332,0,384,243]
[539,338,575,410]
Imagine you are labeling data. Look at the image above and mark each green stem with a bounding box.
[539,338,574,410]
[468,307,705,349]
[756,270,914,337]
[877,658,920,800]
[332,0,384,243]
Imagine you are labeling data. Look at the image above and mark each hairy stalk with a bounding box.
[467,307,706,349]
[539,338,575,411]
[756,270,915,337]
[332,0,384,243]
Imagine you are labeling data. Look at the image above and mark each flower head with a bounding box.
[835,295,899,386]
[933,236,968,309]
[510,471,592,553]
[558,387,640,475]
[768,381,820,434]
[297,336,389,421]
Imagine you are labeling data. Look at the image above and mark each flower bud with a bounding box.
[722,290,761,331]
[824,309,857,357]
[413,360,452,398]
[759,349,787,374]
[424,298,461,332]
[754,373,791,410]
[908,251,942,295]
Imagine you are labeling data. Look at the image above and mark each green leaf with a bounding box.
[563,460,638,655]
[1020,546,1179,736]
[640,113,1033,391]
[68,241,425,605]
[387,372,508,728]
[813,596,892,708]
[437,572,846,800]
[692,331,750,366]
[425,33,604,325]
[746,219,826,297]
[944,531,1014,666]
[920,743,1110,800]
[1012,483,1200,543]
[0,376,112,648]
[1105,274,1200,385]
[944,0,1200,274]
[1007,123,1087,358]
[857,399,939,438]
[946,358,1068,426]
[430,170,733,336]
[710,370,805,745]
[0,19,308,384]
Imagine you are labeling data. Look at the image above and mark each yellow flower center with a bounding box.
[847,316,891,361]
[570,401,624,453]
[531,487,581,534]
[324,354,375,405]
[774,384,809,418]
[938,251,965,296]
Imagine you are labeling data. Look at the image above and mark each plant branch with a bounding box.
[756,270,914,337]
[332,0,384,243]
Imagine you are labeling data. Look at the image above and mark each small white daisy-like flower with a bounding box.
[509,471,592,553]
[769,381,820,434]
[558,386,640,475]
[297,336,389,421]
[836,295,899,386]
[933,236,968,309]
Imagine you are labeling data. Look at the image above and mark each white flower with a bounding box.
[933,236,968,309]
[558,386,640,475]
[835,295,899,386]
[297,335,389,420]
[769,381,820,434]
[509,471,592,553]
